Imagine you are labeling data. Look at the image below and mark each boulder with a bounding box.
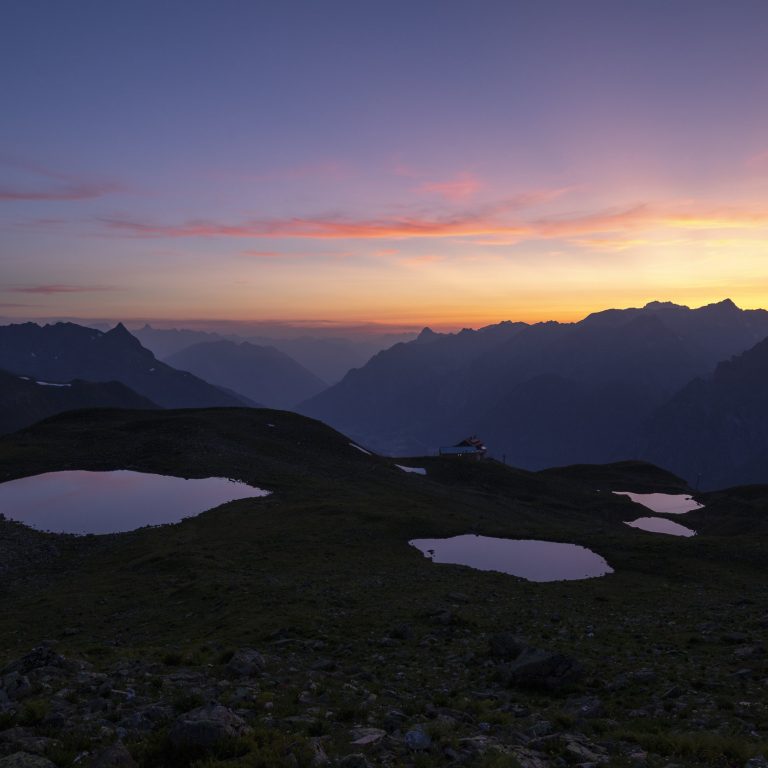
[501,647,583,691]
[225,648,265,678]
[488,632,526,660]
[168,703,249,750]
[88,743,138,768]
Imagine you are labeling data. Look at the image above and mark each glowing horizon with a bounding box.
[2,2,768,327]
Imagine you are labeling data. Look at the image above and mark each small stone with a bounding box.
[349,728,386,746]
[405,726,432,750]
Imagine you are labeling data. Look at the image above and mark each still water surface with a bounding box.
[0,470,269,535]
[409,534,613,582]
[613,491,703,514]
[625,517,696,537]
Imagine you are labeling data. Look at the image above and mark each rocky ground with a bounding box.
[1,409,767,767]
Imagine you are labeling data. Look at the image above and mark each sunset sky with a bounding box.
[2,0,768,330]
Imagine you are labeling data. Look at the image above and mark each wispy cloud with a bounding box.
[103,213,533,243]
[97,198,768,251]
[0,158,122,202]
[0,182,120,202]
[417,173,483,202]
[7,284,119,294]
[746,150,768,168]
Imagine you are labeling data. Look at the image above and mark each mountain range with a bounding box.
[133,324,416,383]
[0,322,249,410]
[300,299,768,487]
[165,339,327,409]
[0,369,157,434]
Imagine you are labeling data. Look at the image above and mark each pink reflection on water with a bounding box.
[0,470,269,535]
[613,491,703,514]
[409,534,613,582]
[625,517,696,537]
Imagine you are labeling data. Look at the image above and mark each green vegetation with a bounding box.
[0,407,766,767]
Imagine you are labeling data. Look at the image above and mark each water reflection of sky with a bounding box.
[409,534,613,582]
[613,491,703,514]
[625,517,696,537]
[0,470,269,535]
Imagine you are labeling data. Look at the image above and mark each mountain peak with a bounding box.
[416,327,439,343]
[643,300,683,310]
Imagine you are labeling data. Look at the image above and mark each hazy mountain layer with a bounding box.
[0,322,249,409]
[134,324,416,383]
[165,339,327,409]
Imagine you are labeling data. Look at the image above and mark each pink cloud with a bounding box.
[103,213,532,243]
[98,197,768,250]
[746,150,768,168]
[418,173,483,202]
[0,158,122,202]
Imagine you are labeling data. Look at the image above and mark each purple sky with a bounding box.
[2,1,768,329]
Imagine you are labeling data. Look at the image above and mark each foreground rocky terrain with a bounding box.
[0,408,767,767]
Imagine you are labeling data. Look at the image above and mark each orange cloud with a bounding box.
[100,199,768,250]
[103,213,532,243]
[418,173,483,201]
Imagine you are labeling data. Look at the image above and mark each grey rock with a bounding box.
[226,648,265,678]
[169,703,249,749]
[502,647,583,691]
[745,758,768,768]
[88,743,138,768]
[389,623,413,641]
[337,755,373,768]
[489,632,526,660]
[404,726,432,750]
[0,755,57,768]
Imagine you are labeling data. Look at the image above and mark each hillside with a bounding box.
[166,340,326,408]
[0,322,250,409]
[640,335,768,489]
[0,369,157,434]
[0,408,767,766]
[301,300,768,470]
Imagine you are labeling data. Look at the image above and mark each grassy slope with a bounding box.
[0,407,767,765]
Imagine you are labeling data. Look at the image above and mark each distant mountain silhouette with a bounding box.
[0,368,157,434]
[134,324,416,383]
[300,300,768,469]
[0,322,250,408]
[165,340,327,409]
[639,335,768,489]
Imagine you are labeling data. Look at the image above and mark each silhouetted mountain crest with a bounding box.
[0,322,249,408]
[300,300,768,476]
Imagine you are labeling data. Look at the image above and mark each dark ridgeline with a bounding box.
[640,335,768,489]
[0,369,157,435]
[300,300,768,487]
[0,322,250,409]
[165,340,327,409]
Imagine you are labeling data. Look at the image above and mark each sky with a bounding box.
[2,0,768,331]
